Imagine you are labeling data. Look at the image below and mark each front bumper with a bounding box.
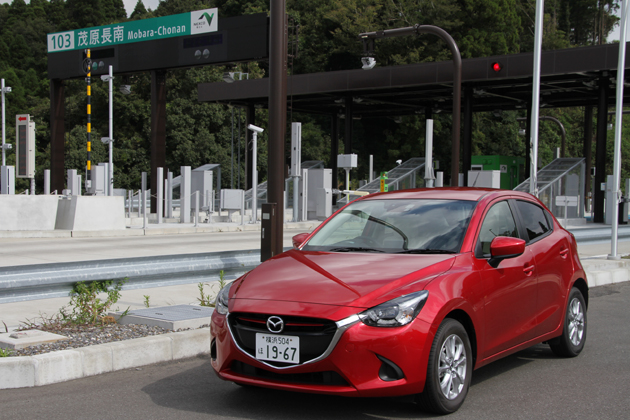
[210,304,433,398]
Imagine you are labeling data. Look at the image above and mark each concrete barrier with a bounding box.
[56,196,126,230]
[0,196,60,231]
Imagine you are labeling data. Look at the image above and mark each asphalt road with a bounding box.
[1,282,628,420]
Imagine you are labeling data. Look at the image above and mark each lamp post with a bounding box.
[517,116,566,157]
[609,0,629,260]
[358,25,462,186]
[100,66,114,195]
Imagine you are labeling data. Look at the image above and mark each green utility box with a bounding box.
[470,155,525,190]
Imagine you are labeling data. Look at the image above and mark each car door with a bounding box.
[512,199,572,336]
[474,199,539,359]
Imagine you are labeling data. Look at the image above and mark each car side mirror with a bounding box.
[488,236,526,268]
[292,232,310,248]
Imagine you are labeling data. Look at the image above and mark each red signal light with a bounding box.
[492,62,503,72]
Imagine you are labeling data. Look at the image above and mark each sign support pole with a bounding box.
[108,65,114,196]
[86,49,92,194]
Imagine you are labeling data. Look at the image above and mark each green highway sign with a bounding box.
[47,8,218,53]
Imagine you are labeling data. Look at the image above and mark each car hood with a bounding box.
[231,249,455,308]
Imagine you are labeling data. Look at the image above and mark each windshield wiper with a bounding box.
[329,247,385,253]
[397,248,456,254]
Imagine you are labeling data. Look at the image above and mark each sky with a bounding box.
[0,0,162,17]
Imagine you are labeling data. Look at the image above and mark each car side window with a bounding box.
[477,201,519,257]
[514,200,551,242]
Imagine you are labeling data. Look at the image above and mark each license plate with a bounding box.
[255,333,300,364]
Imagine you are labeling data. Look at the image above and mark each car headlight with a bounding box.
[215,282,232,315]
[358,290,429,327]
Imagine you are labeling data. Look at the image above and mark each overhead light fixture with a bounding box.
[361,57,376,70]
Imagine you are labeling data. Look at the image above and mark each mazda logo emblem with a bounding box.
[266,316,284,333]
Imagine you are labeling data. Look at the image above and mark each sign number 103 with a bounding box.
[48,32,74,52]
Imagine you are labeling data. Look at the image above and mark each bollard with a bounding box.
[194,190,199,227]
[142,189,147,229]
[157,167,163,224]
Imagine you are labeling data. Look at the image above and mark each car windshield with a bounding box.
[302,199,476,254]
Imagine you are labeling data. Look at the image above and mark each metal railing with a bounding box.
[0,249,267,304]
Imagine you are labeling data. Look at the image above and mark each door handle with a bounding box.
[560,248,569,259]
[523,264,535,276]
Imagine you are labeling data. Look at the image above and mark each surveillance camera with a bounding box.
[100,137,113,144]
[247,124,264,134]
[396,159,402,165]
[120,85,131,95]
[361,57,376,70]
[223,72,235,83]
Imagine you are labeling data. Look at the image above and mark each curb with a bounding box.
[580,259,630,286]
[0,327,210,390]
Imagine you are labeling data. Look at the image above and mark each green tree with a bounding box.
[454,0,521,57]
[130,0,149,20]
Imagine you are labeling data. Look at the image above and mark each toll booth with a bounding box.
[471,155,525,190]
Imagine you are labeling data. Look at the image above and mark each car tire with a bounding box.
[549,287,587,357]
[416,318,473,414]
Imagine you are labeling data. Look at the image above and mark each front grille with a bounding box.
[231,360,349,386]
[228,312,337,367]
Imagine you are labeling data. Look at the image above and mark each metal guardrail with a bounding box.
[569,226,630,243]
[0,249,264,304]
[1,224,629,304]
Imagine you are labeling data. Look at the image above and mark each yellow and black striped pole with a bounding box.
[86,49,92,192]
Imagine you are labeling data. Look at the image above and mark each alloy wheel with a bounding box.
[438,334,467,400]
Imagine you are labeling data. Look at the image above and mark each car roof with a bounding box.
[361,187,536,203]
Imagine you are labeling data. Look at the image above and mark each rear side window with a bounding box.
[514,200,551,242]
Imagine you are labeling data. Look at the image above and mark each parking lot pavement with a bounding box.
[0,282,627,420]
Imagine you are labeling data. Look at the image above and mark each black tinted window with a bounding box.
[478,201,519,256]
[514,200,551,241]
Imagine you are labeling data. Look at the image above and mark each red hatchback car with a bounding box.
[210,188,588,414]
